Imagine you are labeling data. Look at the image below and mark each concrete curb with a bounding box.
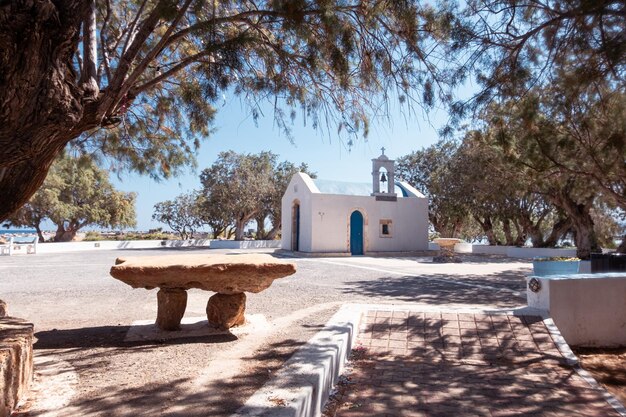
[544,317,626,417]
[231,304,363,417]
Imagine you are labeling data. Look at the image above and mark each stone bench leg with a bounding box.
[156,289,187,331]
[206,293,246,330]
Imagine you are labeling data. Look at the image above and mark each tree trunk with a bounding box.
[572,221,599,260]
[551,192,599,260]
[210,226,224,239]
[502,219,515,246]
[255,216,266,240]
[54,223,77,242]
[512,219,526,247]
[234,218,246,241]
[35,225,45,243]
[0,0,98,221]
[266,215,281,240]
[542,217,571,247]
[474,215,498,245]
[266,226,280,240]
[80,0,99,98]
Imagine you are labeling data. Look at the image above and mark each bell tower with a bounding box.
[371,147,397,201]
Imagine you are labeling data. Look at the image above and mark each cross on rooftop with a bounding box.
[381,147,386,155]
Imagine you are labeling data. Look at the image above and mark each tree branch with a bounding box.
[117,0,195,103]
[81,0,99,99]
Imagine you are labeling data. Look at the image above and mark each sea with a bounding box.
[0,229,37,236]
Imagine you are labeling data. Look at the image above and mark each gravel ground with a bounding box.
[0,248,531,416]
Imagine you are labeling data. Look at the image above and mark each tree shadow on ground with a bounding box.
[34,324,238,350]
[26,324,352,417]
[328,312,618,417]
[342,269,528,307]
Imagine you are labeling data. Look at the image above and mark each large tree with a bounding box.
[152,192,204,239]
[4,154,136,242]
[453,0,626,119]
[0,0,455,221]
[255,160,315,240]
[473,83,626,258]
[199,150,275,240]
[396,140,470,238]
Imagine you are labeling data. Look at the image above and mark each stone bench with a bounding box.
[0,237,37,256]
[110,253,296,331]
[0,301,34,417]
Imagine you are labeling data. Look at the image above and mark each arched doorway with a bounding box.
[291,202,300,251]
[350,210,364,255]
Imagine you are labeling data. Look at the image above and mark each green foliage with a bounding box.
[198,151,314,240]
[83,231,179,241]
[152,192,205,239]
[83,231,106,241]
[67,0,456,181]
[533,257,580,262]
[4,153,137,242]
[474,84,626,257]
[399,81,624,255]
[255,160,316,239]
[396,140,470,238]
[452,0,626,122]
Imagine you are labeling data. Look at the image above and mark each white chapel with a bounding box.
[281,150,429,255]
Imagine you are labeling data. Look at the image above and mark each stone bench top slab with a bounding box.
[110,253,296,294]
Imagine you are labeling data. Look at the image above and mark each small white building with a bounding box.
[281,151,429,255]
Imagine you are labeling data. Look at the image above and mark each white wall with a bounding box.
[31,239,279,254]
[308,194,428,253]
[469,245,577,258]
[526,274,626,347]
[210,240,281,249]
[281,173,317,252]
[35,239,211,253]
[471,245,510,255]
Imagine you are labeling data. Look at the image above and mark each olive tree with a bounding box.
[4,154,136,242]
[152,192,204,239]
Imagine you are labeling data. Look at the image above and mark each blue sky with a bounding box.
[110,96,446,231]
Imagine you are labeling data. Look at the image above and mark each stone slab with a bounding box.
[110,253,296,293]
[0,317,34,417]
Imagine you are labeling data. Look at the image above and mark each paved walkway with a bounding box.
[329,309,622,417]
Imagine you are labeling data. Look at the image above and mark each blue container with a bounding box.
[532,260,580,276]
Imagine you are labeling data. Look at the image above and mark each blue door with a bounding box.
[350,211,364,255]
[292,203,300,251]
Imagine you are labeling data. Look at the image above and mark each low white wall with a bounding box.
[526,274,626,347]
[470,245,510,255]
[209,240,281,249]
[460,245,577,258]
[507,247,577,258]
[35,239,212,253]
[454,242,473,253]
[33,239,279,254]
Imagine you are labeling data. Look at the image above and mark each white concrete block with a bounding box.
[526,274,626,347]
